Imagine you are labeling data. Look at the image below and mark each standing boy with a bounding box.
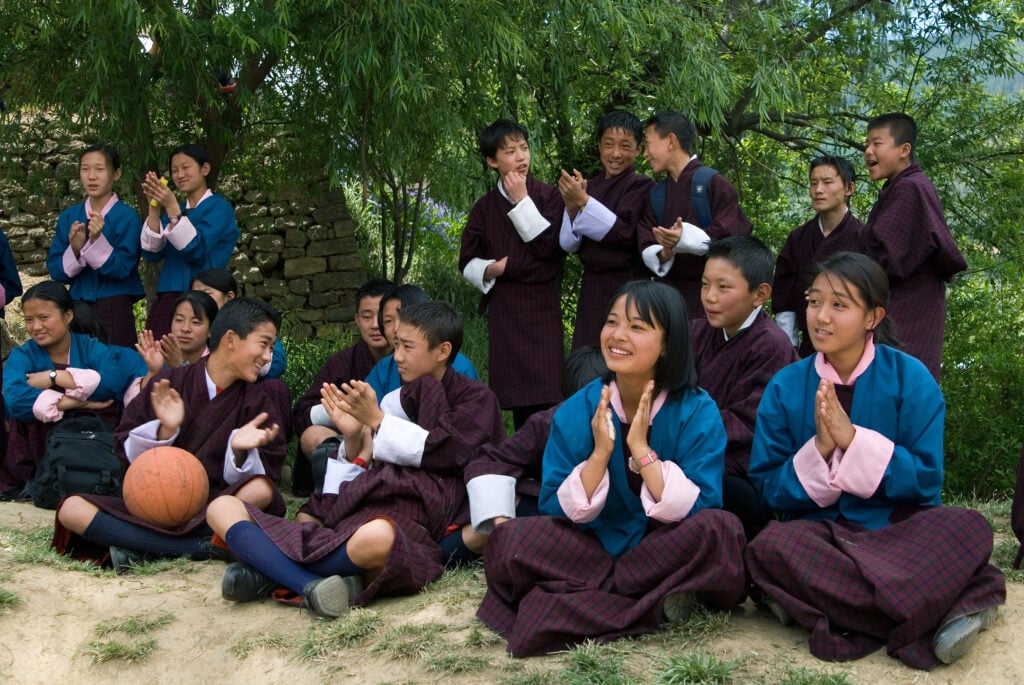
[692,236,797,539]
[774,156,865,357]
[290,278,395,496]
[207,301,506,617]
[459,119,565,429]
[639,110,752,319]
[557,111,656,349]
[862,113,966,380]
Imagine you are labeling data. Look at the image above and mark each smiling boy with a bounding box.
[862,113,966,380]
[691,236,797,539]
[774,156,865,357]
[459,119,565,429]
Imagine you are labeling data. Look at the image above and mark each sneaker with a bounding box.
[302,575,363,619]
[661,592,694,623]
[932,607,999,665]
[762,597,793,626]
[109,546,150,574]
[222,562,279,602]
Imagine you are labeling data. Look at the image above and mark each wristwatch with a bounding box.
[628,450,659,473]
[48,370,60,391]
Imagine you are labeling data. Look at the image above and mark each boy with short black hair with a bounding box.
[639,110,753,319]
[207,300,506,617]
[774,156,865,357]
[692,236,797,539]
[459,119,565,429]
[862,112,966,380]
[290,278,394,496]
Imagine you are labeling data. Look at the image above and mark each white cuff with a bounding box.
[371,414,428,467]
[559,212,583,253]
[571,198,616,241]
[462,258,496,294]
[124,419,179,462]
[322,454,366,495]
[673,222,710,255]
[165,216,198,250]
[775,312,799,347]
[467,474,518,533]
[140,222,166,251]
[310,403,334,427]
[508,196,550,242]
[642,244,674,277]
[222,428,267,484]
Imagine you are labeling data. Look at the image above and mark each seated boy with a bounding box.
[691,236,797,539]
[774,156,864,357]
[53,298,287,570]
[291,278,394,495]
[206,301,506,618]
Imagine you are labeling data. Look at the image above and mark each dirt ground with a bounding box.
[0,502,1020,685]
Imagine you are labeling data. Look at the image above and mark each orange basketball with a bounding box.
[123,446,210,529]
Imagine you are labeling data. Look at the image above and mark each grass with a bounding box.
[417,562,486,614]
[230,631,291,659]
[559,641,630,685]
[95,611,175,637]
[372,622,455,660]
[425,653,492,674]
[301,608,383,659]
[0,524,106,573]
[78,610,175,664]
[79,637,158,663]
[657,652,738,684]
[465,622,505,648]
[773,665,854,685]
[0,586,20,615]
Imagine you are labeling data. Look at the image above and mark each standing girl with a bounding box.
[140,144,239,339]
[746,252,1005,669]
[477,280,746,657]
[47,144,144,348]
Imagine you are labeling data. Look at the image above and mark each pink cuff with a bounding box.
[793,437,842,507]
[640,460,700,523]
[165,217,198,251]
[140,222,166,251]
[64,368,101,400]
[32,389,66,422]
[123,377,144,407]
[832,427,893,498]
[63,246,85,277]
[81,233,114,269]
[556,461,609,523]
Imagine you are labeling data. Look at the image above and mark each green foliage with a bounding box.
[657,653,737,685]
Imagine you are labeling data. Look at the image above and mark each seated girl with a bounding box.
[1,281,145,499]
[746,252,1005,669]
[477,280,747,657]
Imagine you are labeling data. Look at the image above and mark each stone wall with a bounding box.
[0,119,365,341]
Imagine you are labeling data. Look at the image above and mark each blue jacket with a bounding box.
[365,352,478,398]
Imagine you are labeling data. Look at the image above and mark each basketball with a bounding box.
[123,446,210,529]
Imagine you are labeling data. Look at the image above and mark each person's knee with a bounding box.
[234,477,274,509]
[463,524,488,555]
[348,518,395,569]
[56,496,98,534]
[206,495,250,536]
[300,426,335,458]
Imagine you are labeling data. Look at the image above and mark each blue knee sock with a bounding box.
[83,512,213,559]
[305,542,366,578]
[224,521,319,595]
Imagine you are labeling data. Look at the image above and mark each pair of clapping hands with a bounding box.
[814,379,856,460]
[68,215,104,256]
[136,329,191,372]
[320,380,385,466]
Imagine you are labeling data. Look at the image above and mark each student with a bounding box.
[477,280,746,657]
[2,281,146,499]
[53,298,287,570]
[291,277,394,497]
[557,111,656,349]
[639,110,752,320]
[464,345,607,550]
[746,252,1004,670]
[47,144,144,348]
[692,236,797,539]
[861,113,966,380]
[774,156,865,357]
[140,144,240,339]
[459,119,566,429]
[206,301,505,617]
[0,225,23,466]
[363,284,479,399]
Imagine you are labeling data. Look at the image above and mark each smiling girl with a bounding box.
[140,144,240,339]
[477,280,746,657]
[46,144,144,348]
[746,252,1005,669]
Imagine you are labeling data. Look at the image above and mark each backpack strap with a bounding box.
[691,165,718,229]
[649,181,667,226]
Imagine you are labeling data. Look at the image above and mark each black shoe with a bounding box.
[222,562,279,602]
[192,540,235,563]
[932,607,998,664]
[109,546,151,574]
[302,575,363,618]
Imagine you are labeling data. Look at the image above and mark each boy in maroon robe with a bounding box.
[638,110,752,319]
[691,236,797,539]
[557,111,656,349]
[774,156,865,357]
[206,301,505,618]
[458,119,565,429]
[53,297,287,569]
[290,278,394,496]
[862,113,967,380]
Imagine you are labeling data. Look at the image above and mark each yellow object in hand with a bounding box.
[149,177,168,207]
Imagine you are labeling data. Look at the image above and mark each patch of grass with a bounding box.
[372,622,454,660]
[301,608,382,659]
[117,556,201,576]
[418,562,486,613]
[643,604,733,648]
[425,653,491,674]
[0,587,20,615]
[991,540,1024,582]
[774,665,854,685]
[95,610,175,637]
[0,525,105,573]
[79,637,157,663]
[946,495,1012,534]
[230,631,291,659]
[657,652,737,684]
[465,622,504,648]
[561,641,629,685]
[498,670,557,685]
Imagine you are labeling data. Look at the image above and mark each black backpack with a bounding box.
[649,165,718,228]
[29,413,122,509]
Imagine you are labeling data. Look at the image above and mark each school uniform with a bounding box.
[459,176,565,409]
[141,191,240,338]
[247,367,505,605]
[364,352,479,399]
[47,196,144,347]
[477,378,746,657]
[774,211,865,357]
[746,342,1005,670]
[863,163,967,380]
[560,167,656,349]
[638,159,752,319]
[2,334,145,491]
